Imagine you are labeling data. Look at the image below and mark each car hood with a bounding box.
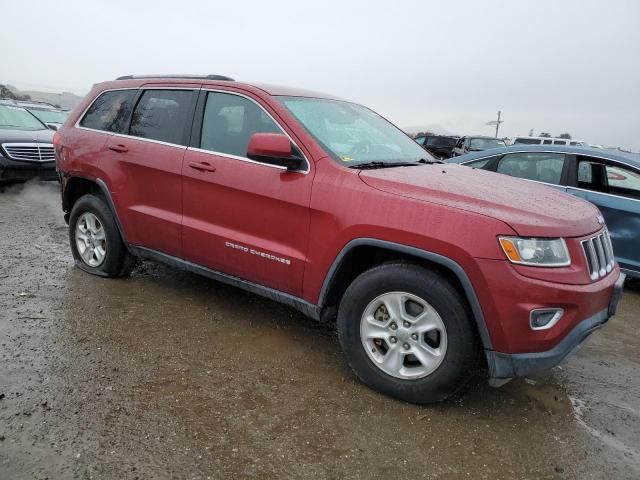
[358,164,602,237]
[0,128,54,144]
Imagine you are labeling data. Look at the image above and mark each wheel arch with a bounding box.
[317,238,493,350]
[62,176,130,248]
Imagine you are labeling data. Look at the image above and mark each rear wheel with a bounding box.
[69,194,136,277]
[337,263,479,404]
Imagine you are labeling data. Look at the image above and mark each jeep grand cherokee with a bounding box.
[54,75,625,404]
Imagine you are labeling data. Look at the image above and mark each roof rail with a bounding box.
[115,74,235,81]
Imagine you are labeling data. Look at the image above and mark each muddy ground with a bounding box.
[0,181,638,480]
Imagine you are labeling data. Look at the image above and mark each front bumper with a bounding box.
[0,155,57,182]
[486,272,626,378]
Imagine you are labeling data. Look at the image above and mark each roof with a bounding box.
[100,75,343,100]
[448,144,640,170]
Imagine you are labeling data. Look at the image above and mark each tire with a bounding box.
[68,194,136,277]
[337,263,479,404]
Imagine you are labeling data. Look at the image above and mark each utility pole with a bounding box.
[485,111,504,138]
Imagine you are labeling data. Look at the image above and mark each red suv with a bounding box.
[55,75,625,404]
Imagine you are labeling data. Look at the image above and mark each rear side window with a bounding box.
[200,92,282,158]
[497,152,565,185]
[129,90,195,145]
[80,90,136,133]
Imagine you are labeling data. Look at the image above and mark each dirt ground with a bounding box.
[1,181,638,480]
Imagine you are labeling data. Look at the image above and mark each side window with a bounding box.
[80,90,136,133]
[464,158,493,169]
[578,161,593,183]
[129,90,194,145]
[578,158,640,198]
[414,136,426,145]
[200,92,282,158]
[496,152,565,185]
[553,140,566,145]
[543,139,552,145]
[606,165,640,198]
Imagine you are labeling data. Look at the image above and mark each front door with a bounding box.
[566,156,640,274]
[181,90,313,296]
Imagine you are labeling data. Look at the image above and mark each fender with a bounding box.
[63,175,132,251]
[318,238,493,350]
[94,178,130,247]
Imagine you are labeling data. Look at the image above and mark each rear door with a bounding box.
[100,87,198,257]
[181,89,313,296]
[566,155,640,273]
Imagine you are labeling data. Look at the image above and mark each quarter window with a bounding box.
[80,90,136,133]
[200,92,281,158]
[129,90,195,145]
[496,152,565,185]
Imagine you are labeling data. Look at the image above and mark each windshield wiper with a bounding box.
[417,157,445,165]
[350,161,425,170]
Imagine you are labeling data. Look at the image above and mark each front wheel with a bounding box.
[337,263,479,404]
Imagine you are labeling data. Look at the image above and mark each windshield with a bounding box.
[469,137,506,150]
[0,105,46,130]
[28,108,68,124]
[278,97,431,165]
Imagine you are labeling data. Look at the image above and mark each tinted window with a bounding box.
[553,140,566,145]
[543,139,552,145]
[426,137,457,147]
[80,90,136,133]
[129,90,194,145]
[201,92,282,158]
[497,152,565,184]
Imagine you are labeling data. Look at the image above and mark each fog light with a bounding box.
[530,308,564,330]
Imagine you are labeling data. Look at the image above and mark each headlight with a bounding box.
[498,237,570,267]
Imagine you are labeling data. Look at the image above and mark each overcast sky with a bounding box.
[3,0,639,149]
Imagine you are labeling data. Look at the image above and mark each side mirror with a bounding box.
[45,123,59,131]
[247,133,305,171]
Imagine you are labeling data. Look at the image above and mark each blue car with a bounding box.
[449,145,640,278]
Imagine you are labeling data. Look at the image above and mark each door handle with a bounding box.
[188,161,216,172]
[108,144,129,153]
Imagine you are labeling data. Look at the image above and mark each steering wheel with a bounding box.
[349,140,373,155]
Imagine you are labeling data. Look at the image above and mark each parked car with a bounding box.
[449,145,640,278]
[15,100,69,130]
[512,136,585,147]
[0,100,57,183]
[55,75,624,404]
[414,134,459,159]
[452,136,506,156]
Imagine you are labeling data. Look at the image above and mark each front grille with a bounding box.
[582,229,615,281]
[2,143,55,162]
